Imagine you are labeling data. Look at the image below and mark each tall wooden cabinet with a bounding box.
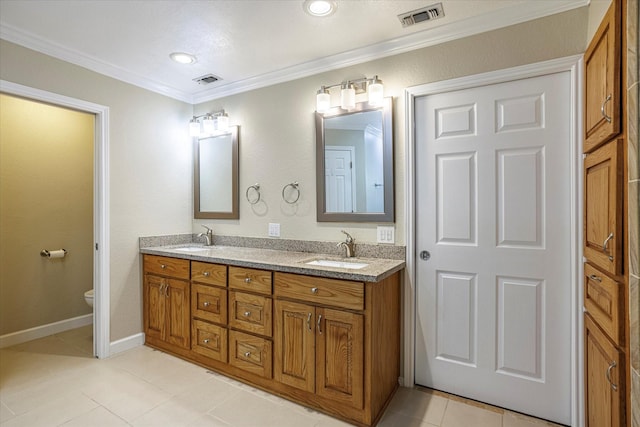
[582,0,628,426]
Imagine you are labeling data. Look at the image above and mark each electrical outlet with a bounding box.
[377,226,395,244]
[268,223,280,238]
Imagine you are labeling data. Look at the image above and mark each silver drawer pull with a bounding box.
[160,264,166,269]
[203,301,211,307]
[245,277,252,283]
[311,287,318,294]
[606,360,618,391]
[203,339,210,344]
[601,94,612,123]
[306,312,312,332]
[203,271,210,277]
[244,311,251,317]
[603,232,614,261]
[317,314,323,335]
[588,274,602,282]
[244,351,251,358]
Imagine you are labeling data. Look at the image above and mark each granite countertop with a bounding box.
[140,244,405,282]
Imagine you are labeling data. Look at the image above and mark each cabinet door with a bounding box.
[584,314,624,427]
[274,300,315,392]
[584,139,623,275]
[144,274,165,341]
[584,263,623,345]
[316,307,364,408]
[229,291,272,337]
[584,0,621,152]
[165,278,190,349]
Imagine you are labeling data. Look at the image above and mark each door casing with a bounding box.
[403,55,584,426]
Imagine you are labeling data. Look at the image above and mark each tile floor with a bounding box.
[0,326,564,427]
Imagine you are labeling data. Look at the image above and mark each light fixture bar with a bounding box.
[188,109,230,137]
[315,76,384,112]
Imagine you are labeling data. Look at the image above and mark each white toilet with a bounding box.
[84,289,94,308]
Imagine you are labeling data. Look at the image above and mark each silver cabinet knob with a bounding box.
[311,287,318,294]
[160,264,166,269]
[203,339,210,344]
[244,311,251,317]
[244,351,251,357]
[203,271,210,277]
[203,301,211,307]
[244,277,252,283]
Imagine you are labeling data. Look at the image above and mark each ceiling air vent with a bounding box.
[193,74,221,85]
[398,3,444,28]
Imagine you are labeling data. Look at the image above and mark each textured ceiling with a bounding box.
[0,0,588,103]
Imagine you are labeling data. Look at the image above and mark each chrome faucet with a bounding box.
[337,230,356,258]
[197,225,214,246]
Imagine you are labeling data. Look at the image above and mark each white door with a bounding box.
[364,125,384,212]
[415,71,572,424]
[325,147,355,212]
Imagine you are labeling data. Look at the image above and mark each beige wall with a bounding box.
[0,94,93,334]
[0,40,193,341]
[193,7,589,246]
[0,6,589,343]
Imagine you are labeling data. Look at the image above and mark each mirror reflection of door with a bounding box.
[325,146,355,212]
[363,124,384,212]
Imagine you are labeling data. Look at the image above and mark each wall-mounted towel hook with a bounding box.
[282,182,300,204]
[246,183,261,205]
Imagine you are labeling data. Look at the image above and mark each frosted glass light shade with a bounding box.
[189,119,201,137]
[368,80,384,106]
[316,90,330,112]
[341,85,356,110]
[202,115,215,134]
[217,115,229,131]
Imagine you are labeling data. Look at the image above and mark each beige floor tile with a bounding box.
[60,406,130,427]
[208,389,320,427]
[0,391,98,427]
[0,401,16,423]
[441,399,502,427]
[503,411,564,427]
[186,413,233,426]
[377,410,439,427]
[172,377,243,413]
[384,387,448,425]
[310,413,356,427]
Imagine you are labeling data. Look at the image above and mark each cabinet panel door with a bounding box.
[584,0,621,152]
[584,263,623,345]
[316,307,364,408]
[228,330,272,378]
[166,278,190,349]
[584,139,623,275]
[274,300,315,392]
[192,284,227,325]
[229,291,272,337]
[144,274,165,341]
[584,314,624,427]
[192,319,228,363]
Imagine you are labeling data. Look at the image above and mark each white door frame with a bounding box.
[403,55,584,426]
[1,80,111,359]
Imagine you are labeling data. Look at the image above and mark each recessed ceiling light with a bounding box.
[170,52,197,64]
[303,0,336,17]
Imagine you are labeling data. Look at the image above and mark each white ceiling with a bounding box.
[0,0,588,104]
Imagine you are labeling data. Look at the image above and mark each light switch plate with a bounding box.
[268,223,280,238]
[377,226,395,244]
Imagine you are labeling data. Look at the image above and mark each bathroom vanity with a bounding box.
[140,244,404,427]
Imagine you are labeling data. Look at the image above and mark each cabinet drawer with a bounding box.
[229,330,272,378]
[229,291,272,337]
[192,262,227,287]
[274,272,364,311]
[144,255,189,280]
[229,267,272,295]
[192,284,227,325]
[192,320,227,363]
[584,263,623,344]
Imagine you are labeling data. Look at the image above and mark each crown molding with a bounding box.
[1,0,588,105]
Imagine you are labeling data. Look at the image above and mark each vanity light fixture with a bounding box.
[315,75,384,112]
[189,110,230,137]
[170,52,197,64]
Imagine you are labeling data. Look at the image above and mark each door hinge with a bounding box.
[95,243,99,251]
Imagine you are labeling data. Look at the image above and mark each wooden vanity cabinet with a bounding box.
[143,255,191,351]
[584,0,621,153]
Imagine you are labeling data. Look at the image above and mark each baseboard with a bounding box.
[0,314,93,349]
[109,332,144,356]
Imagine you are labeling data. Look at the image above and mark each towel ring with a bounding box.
[282,182,300,204]
[246,183,261,205]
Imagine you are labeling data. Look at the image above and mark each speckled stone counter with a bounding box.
[140,243,405,282]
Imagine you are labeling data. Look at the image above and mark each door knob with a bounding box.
[420,250,431,261]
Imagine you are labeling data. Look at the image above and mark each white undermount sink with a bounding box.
[305,259,369,270]
[173,246,210,252]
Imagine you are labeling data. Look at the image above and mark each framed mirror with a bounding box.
[316,98,394,222]
[194,126,239,219]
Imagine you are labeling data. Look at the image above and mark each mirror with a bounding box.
[194,126,239,219]
[316,98,394,222]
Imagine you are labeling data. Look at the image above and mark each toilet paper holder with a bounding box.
[40,249,67,258]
